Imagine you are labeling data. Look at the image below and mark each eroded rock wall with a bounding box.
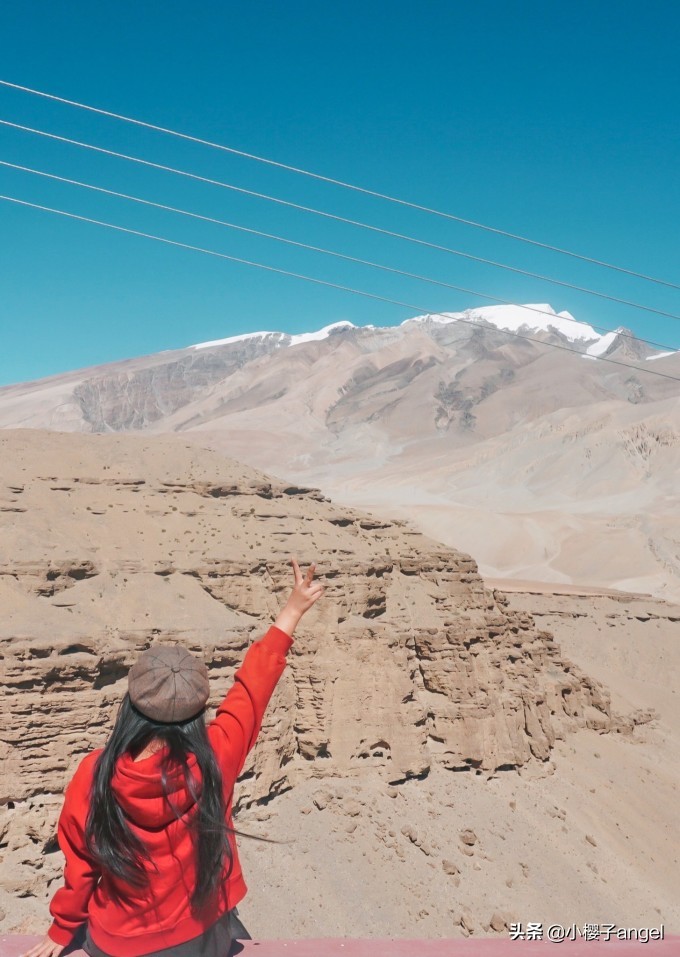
[0,429,631,918]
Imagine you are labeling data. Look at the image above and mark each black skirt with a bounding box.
[81,906,251,957]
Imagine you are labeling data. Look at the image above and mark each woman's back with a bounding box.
[48,623,295,956]
[39,557,324,957]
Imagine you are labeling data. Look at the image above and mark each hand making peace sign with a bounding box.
[288,556,324,615]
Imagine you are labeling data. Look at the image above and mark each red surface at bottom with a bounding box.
[2,936,680,957]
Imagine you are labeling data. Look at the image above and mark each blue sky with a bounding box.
[1,1,679,386]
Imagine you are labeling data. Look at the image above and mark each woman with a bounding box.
[23,556,323,957]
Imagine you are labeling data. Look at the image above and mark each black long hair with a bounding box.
[85,692,284,911]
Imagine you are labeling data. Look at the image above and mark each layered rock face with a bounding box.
[0,429,634,924]
[70,333,289,432]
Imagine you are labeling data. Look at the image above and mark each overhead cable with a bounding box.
[2,193,678,383]
[2,118,679,324]
[2,159,677,356]
[1,77,678,291]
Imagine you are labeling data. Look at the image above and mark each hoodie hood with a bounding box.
[111,747,202,829]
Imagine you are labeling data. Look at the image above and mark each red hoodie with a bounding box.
[47,624,293,956]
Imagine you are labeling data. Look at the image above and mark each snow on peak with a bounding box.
[403,303,600,343]
[188,308,663,364]
[288,321,356,345]
[190,330,282,350]
[188,321,357,352]
[470,304,599,342]
[584,331,619,358]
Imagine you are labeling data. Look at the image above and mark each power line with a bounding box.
[3,119,680,324]
[2,77,678,292]
[3,159,678,357]
[2,192,679,383]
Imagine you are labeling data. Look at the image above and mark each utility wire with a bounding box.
[2,193,679,383]
[3,159,678,357]
[2,77,678,292]
[2,117,679,324]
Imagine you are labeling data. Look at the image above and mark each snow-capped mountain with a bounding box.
[0,302,678,599]
[186,303,673,363]
[404,303,599,341]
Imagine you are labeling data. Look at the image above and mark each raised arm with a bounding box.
[208,556,323,782]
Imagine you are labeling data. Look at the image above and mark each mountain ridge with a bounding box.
[3,304,677,393]
[1,304,678,599]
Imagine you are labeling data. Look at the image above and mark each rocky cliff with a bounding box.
[0,429,643,930]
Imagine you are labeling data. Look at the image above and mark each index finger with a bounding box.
[290,556,302,585]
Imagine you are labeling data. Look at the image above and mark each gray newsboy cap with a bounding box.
[128,645,209,723]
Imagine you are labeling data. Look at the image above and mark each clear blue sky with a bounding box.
[1,1,679,386]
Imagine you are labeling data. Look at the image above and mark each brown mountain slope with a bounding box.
[1,309,678,600]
